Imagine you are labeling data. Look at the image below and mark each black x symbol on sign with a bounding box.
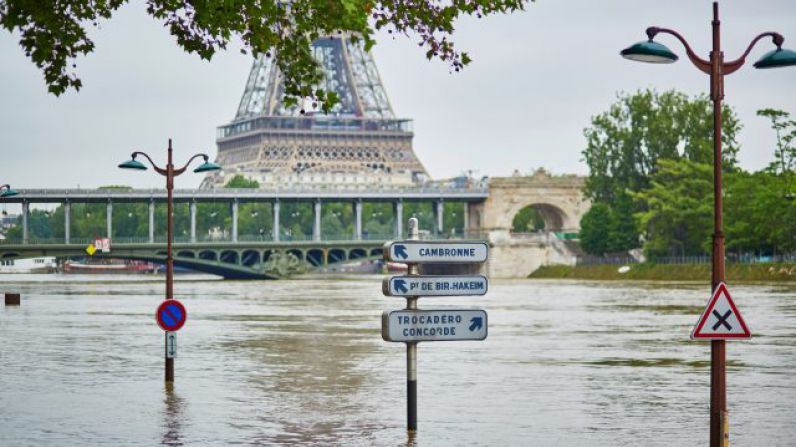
[712,310,733,331]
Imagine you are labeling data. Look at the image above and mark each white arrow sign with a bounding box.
[382,309,488,342]
[383,241,488,263]
[383,275,488,297]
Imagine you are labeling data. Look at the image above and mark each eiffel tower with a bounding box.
[206,36,429,188]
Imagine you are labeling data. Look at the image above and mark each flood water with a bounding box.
[1,275,794,446]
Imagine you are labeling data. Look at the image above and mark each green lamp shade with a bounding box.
[118,159,148,170]
[621,40,678,63]
[193,161,222,173]
[754,47,796,69]
[0,188,19,198]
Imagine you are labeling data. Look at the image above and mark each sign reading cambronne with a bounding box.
[382,309,488,342]
[383,275,488,297]
[384,241,488,263]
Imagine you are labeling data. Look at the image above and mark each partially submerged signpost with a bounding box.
[382,218,489,432]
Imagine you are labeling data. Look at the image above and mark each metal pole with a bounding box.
[394,201,403,238]
[709,3,727,446]
[64,201,71,244]
[165,139,175,383]
[190,200,197,243]
[406,217,419,432]
[435,200,444,235]
[149,199,155,243]
[21,200,28,244]
[106,200,113,238]
[231,199,239,242]
[313,199,322,241]
[462,202,470,237]
[354,200,363,240]
[273,200,280,241]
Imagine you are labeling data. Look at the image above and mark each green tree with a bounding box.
[1,0,528,109]
[581,89,741,251]
[511,206,544,233]
[578,203,616,256]
[225,175,260,189]
[633,159,713,258]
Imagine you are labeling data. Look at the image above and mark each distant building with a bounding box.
[204,36,429,189]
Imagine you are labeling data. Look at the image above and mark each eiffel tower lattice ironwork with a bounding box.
[207,36,429,188]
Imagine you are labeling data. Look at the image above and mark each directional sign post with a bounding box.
[383,275,488,297]
[382,309,487,342]
[384,241,488,264]
[381,218,489,433]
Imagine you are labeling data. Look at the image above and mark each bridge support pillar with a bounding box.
[313,199,322,241]
[394,200,403,238]
[21,200,29,244]
[148,200,155,243]
[64,201,71,244]
[273,201,280,241]
[231,199,239,242]
[106,200,113,238]
[463,202,469,237]
[354,200,363,240]
[190,201,197,243]
[435,200,444,235]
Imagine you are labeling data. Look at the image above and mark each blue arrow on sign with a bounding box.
[393,244,408,260]
[469,317,483,332]
[393,279,408,293]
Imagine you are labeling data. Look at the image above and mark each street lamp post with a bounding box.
[621,3,796,446]
[118,139,221,382]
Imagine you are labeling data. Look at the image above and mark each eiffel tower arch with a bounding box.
[205,36,429,188]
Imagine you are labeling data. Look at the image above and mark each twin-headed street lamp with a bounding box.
[621,3,796,446]
[118,139,220,382]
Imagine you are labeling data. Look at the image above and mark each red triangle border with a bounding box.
[691,282,751,340]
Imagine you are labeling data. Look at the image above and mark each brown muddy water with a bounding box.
[1,275,794,446]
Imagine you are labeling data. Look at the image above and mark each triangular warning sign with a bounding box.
[691,282,751,340]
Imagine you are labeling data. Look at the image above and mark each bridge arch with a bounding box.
[199,250,217,261]
[511,203,567,232]
[262,249,275,263]
[481,175,589,233]
[177,250,195,258]
[306,249,324,266]
[241,250,260,267]
[220,250,239,264]
[287,249,304,262]
[328,248,346,263]
[369,248,383,257]
[349,248,367,260]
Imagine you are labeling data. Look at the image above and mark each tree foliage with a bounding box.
[583,89,740,204]
[511,205,544,233]
[225,174,260,189]
[579,89,742,255]
[633,159,713,257]
[0,0,529,110]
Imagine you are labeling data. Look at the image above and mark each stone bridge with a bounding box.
[470,172,590,278]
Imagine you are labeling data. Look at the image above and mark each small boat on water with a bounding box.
[63,259,158,274]
[0,257,57,274]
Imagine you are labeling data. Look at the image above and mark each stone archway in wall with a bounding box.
[479,175,589,233]
[510,203,568,233]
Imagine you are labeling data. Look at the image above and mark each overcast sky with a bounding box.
[1,0,794,190]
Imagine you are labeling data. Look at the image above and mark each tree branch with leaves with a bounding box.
[1,0,529,110]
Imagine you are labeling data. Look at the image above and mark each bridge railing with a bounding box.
[0,232,487,246]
